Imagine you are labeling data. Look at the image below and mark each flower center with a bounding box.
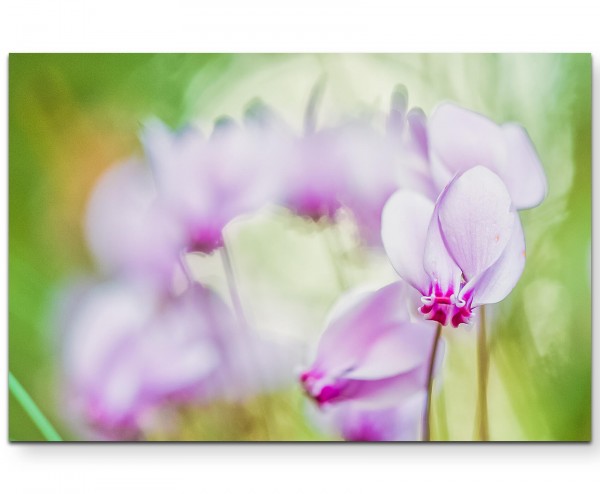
[419,283,473,328]
[300,369,344,406]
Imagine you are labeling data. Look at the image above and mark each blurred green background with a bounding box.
[9,54,591,441]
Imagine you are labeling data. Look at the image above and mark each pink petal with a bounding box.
[500,123,548,209]
[328,393,426,441]
[315,282,412,378]
[381,190,434,294]
[344,321,438,380]
[406,107,429,160]
[84,160,182,283]
[429,103,507,191]
[423,188,463,293]
[334,365,428,409]
[437,166,516,282]
[429,103,547,210]
[468,216,526,306]
[387,84,408,134]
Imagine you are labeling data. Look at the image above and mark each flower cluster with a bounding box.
[301,98,546,441]
[64,85,546,441]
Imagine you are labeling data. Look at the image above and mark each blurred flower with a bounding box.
[62,278,295,439]
[245,99,389,224]
[382,166,526,327]
[300,282,439,409]
[386,85,438,201]
[339,86,438,247]
[428,102,547,209]
[334,122,399,246]
[62,281,220,439]
[142,118,280,254]
[84,159,184,287]
[282,129,349,221]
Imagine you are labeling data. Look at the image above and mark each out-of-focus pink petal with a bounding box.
[63,281,222,437]
[387,84,408,135]
[429,102,547,211]
[468,216,526,306]
[314,282,411,378]
[429,103,507,188]
[406,107,429,160]
[84,160,183,284]
[301,282,442,410]
[500,123,548,209]
[344,321,438,380]
[336,392,425,441]
[381,190,434,294]
[437,166,516,281]
[330,365,428,409]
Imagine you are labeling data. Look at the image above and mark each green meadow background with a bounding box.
[9,54,591,441]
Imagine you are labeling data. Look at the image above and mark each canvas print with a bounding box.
[8,54,591,442]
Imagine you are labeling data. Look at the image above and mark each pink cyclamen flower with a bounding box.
[142,118,280,253]
[300,281,440,409]
[244,98,349,221]
[85,159,184,286]
[62,280,294,439]
[428,102,547,210]
[382,166,526,328]
[62,281,220,439]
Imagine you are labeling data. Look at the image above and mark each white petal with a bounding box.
[381,190,434,294]
[468,216,526,306]
[501,123,548,209]
[437,166,516,281]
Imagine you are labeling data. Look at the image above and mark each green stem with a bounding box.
[436,382,450,441]
[476,307,490,441]
[423,324,443,441]
[9,372,62,442]
[220,244,248,328]
[219,244,272,439]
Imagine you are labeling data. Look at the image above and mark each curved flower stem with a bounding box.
[9,372,62,442]
[219,243,272,439]
[220,244,248,329]
[476,306,490,441]
[436,383,449,441]
[423,323,443,442]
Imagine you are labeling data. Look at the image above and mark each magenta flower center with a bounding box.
[300,369,345,406]
[419,282,473,328]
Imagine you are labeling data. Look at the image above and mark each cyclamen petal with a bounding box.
[84,160,183,285]
[468,216,526,306]
[63,281,221,438]
[343,321,439,380]
[437,166,516,281]
[429,102,547,210]
[406,108,429,160]
[387,84,409,135]
[500,123,548,209]
[301,282,439,408]
[381,190,434,294]
[318,392,426,441]
[429,103,507,183]
[314,282,412,378]
[423,190,463,296]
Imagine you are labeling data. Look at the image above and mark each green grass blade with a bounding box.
[9,372,62,442]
